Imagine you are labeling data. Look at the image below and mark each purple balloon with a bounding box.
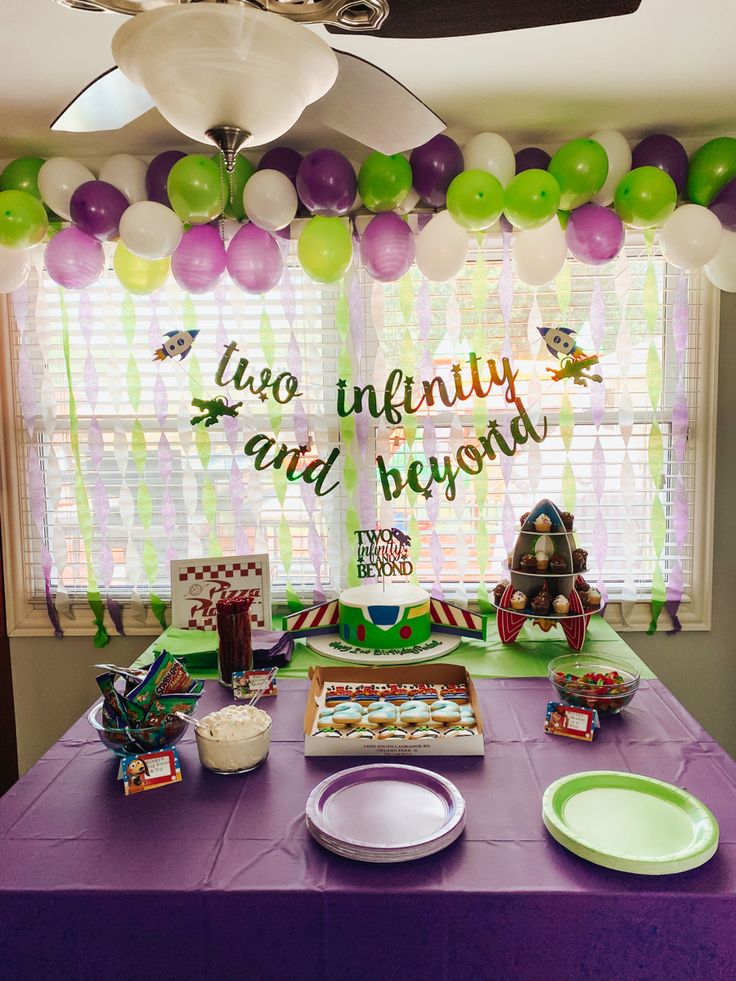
[409,135,463,208]
[515,146,551,173]
[631,135,688,195]
[296,149,357,216]
[171,225,226,294]
[227,223,282,294]
[69,180,128,241]
[709,176,736,232]
[45,227,104,289]
[360,212,415,283]
[145,150,186,208]
[566,203,625,266]
[258,146,303,187]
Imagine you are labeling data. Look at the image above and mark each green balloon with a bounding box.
[298,216,353,283]
[0,157,45,200]
[614,166,677,228]
[212,152,255,221]
[687,137,736,206]
[358,152,413,212]
[446,169,504,231]
[167,155,223,225]
[114,242,170,295]
[0,190,48,250]
[548,139,608,211]
[503,169,561,229]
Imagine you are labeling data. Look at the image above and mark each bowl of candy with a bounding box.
[547,654,640,715]
[88,702,188,757]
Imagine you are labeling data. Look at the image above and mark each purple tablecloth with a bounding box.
[1,679,735,981]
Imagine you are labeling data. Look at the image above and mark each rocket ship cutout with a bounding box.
[538,325,579,360]
[538,325,602,388]
[154,329,199,362]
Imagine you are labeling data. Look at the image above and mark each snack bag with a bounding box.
[126,650,192,712]
[96,672,127,727]
[144,692,202,727]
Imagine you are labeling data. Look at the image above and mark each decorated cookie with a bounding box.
[445,726,474,738]
[409,726,441,740]
[318,707,336,718]
[442,685,469,704]
[314,727,342,738]
[347,727,375,739]
[331,707,364,727]
[401,706,431,724]
[377,726,408,740]
[430,701,462,725]
[368,704,398,725]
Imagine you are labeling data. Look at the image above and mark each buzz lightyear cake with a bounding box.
[283,583,487,665]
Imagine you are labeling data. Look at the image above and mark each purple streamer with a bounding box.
[287,331,301,379]
[18,347,35,434]
[502,495,516,553]
[590,277,605,351]
[281,264,297,327]
[148,310,161,357]
[99,543,115,587]
[672,378,688,467]
[83,354,99,412]
[430,529,444,599]
[161,492,177,538]
[40,543,62,638]
[106,596,126,636]
[222,413,240,454]
[229,460,244,514]
[12,283,28,331]
[293,400,309,452]
[300,475,315,519]
[308,523,325,602]
[234,527,248,557]
[27,448,46,524]
[590,379,605,431]
[499,231,514,326]
[88,419,104,471]
[673,477,689,550]
[418,280,431,344]
[593,506,608,592]
[665,559,683,634]
[359,478,375,528]
[92,476,109,532]
[592,437,605,502]
[349,275,365,366]
[354,408,370,458]
[157,433,173,482]
[673,271,689,359]
[78,291,94,346]
[153,375,168,429]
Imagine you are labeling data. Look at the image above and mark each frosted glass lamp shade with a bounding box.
[112,5,339,147]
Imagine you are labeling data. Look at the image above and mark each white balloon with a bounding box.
[243,169,298,232]
[0,244,30,293]
[704,227,736,291]
[38,157,95,220]
[99,154,147,204]
[415,209,468,282]
[463,132,515,187]
[660,204,722,270]
[514,218,567,287]
[590,130,632,207]
[119,201,184,260]
[395,185,420,216]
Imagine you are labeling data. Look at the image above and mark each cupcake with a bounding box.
[552,594,570,615]
[535,551,549,571]
[507,552,514,568]
[520,511,531,528]
[531,582,551,615]
[572,548,588,572]
[493,579,510,605]
[560,511,574,531]
[587,588,602,608]
[520,553,537,572]
[534,513,553,533]
[549,554,568,573]
[576,575,590,595]
[510,590,527,611]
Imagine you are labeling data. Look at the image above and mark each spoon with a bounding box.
[174,710,211,735]
[247,668,277,707]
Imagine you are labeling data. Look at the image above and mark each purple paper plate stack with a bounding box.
[305,763,466,863]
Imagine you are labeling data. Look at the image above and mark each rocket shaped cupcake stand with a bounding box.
[495,499,604,652]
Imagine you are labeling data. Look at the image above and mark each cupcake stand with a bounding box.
[495,499,604,652]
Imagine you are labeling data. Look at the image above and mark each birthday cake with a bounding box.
[338,584,431,650]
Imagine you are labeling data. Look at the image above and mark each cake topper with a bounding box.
[354,526,413,580]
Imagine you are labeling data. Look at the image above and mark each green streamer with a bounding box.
[260,309,275,365]
[399,273,414,323]
[346,505,360,586]
[338,346,352,381]
[267,399,283,438]
[562,460,577,513]
[644,263,659,334]
[473,399,486,438]
[651,494,666,556]
[647,563,666,635]
[339,411,355,446]
[188,354,203,400]
[60,291,108,647]
[121,294,135,344]
[143,538,158,582]
[471,248,488,312]
[126,354,141,412]
[555,263,572,315]
[648,422,664,489]
[202,477,217,526]
[150,593,168,631]
[137,483,153,530]
[278,515,293,575]
[131,420,146,475]
[272,467,287,507]
[183,294,197,332]
[343,453,358,495]
[195,424,211,470]
[646,343,662,412]
[559,394,574,451]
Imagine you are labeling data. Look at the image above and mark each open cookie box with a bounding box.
[304,664,485,757]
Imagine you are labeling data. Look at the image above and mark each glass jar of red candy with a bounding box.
[547,654,640,715]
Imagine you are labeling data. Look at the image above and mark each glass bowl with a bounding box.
[195,716,272,774]
[548,654,641,715]
[88,701,188,757]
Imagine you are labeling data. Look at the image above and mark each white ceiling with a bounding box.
[1,0,735,163]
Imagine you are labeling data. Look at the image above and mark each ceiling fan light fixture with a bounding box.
[111,4,339,148]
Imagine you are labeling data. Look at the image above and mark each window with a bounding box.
[0,235,718,637]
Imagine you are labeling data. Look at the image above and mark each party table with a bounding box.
[1,677,734,981]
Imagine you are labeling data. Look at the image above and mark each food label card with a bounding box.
[544,702,599,741]
[171,554,271,630]
[233,669,278,700]
[122,749,182,795]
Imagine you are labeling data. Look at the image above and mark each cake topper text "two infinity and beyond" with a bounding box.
[354,527,413,579]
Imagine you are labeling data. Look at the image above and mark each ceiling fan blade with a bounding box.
[51,66,155,133]
[302,50,444,154]
[326,0,642,38]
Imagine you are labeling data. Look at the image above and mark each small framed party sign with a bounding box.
[122,749,182,796]
[544,702,599,742]
[171,554,272,631]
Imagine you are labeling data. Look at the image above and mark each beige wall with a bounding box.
[8,294,736,775]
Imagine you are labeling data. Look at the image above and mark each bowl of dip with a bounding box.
[195,704,272,774]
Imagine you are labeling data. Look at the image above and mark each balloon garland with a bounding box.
[2,131,736,294]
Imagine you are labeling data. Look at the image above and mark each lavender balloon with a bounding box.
[709,176,736,232]
[70,180,128,241]
[631,135,689,195]
[227,223,282,294]
[515,147,551,173]
[296,149,357,216]
[409,135,463,208]
[145,150,186,208]
[45,226,104,289]
[171,225,226,294]
[360,212,415,282]
[258,146,303,187]
[566,202,625,266]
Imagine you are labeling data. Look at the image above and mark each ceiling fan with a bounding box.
[51,0,643,167]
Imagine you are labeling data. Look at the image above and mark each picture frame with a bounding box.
[170,554,272,631]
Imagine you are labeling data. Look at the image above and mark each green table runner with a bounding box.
[134,615,655,680]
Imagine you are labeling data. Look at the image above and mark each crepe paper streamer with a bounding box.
[665,558,684,635]
[648,422,664,488]
[673,271,689,358]
[555,261,572,316]
[643,261,659,334]
[499,230,514,327]
[399,272,414,324]
[648,562,666,636]
[59,291,109,647]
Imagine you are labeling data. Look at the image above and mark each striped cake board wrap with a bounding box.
[283,600,339,637]
[430,598,487,640]
[559,586,592,652]
[496,584,528,644]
